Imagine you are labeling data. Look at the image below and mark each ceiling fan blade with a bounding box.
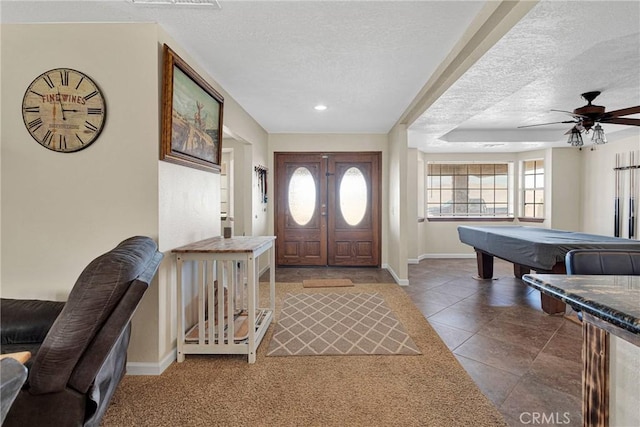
[517,120,576,129]
[602,106,640,117]
[600,117,640,126]
[550,109,588,119]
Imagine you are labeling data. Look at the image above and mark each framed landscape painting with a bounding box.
[161,44,224,173]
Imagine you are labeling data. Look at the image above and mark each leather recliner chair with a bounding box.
[0,236,163,427]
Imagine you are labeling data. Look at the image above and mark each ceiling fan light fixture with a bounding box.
[519,91,640,143]
[567,128,584,147]
[592,124,607,145]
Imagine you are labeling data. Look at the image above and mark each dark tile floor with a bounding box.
[267,259,582,426]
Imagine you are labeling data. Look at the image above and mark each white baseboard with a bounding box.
[382,263,409,286]
[408,258,419,264]
[126,348,176,376]
[418,253,475,259]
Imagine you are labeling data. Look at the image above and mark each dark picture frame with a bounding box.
[161,44,224,173]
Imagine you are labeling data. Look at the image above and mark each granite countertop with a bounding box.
[522,274,640,335]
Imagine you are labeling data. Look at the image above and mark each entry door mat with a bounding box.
[267,292,421,356]
[302,279,354,288]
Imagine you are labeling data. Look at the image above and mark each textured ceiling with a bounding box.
[409,0,640,152]
[0,0,483,134]
[2,1,639,152]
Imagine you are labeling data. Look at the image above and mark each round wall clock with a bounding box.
[22,68,106,153]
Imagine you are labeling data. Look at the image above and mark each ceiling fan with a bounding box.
[518,91,640,146]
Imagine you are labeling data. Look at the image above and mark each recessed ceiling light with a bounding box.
[314,105,327,111]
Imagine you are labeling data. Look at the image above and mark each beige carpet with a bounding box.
[302,278,354,288]
[267,292,421,356]
[102,283,506,427]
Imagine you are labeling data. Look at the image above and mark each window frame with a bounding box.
[519,159,545,222]
[425,161,515,221]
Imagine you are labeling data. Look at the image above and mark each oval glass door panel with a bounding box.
[339,167,367,226]
[288,167,316,226]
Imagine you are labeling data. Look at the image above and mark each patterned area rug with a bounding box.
[267,292,421,356]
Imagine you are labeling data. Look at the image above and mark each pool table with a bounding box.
[457,225,640,314]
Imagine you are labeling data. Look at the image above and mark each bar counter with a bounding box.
[522,274,640,427]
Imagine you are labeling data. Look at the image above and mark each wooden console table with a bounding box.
[172,236,276,364]
[522,274,640,427]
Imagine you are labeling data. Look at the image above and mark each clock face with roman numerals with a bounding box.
[22,68,106,153]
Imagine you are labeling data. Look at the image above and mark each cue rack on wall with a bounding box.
[614,150,640,239]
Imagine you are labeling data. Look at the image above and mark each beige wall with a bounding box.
[1,23,160,301]
[581,132,639,236]
[2,20,636,390]
[1,23,163,365]
[579,132,640,426]
[387,125,408,283]
[416,156,425,259]
[413,148,584,258]
[419,151,522,257]
[0,27,3,286]
[222,137,248,237]
[156,29,268,367]
[407,148,419,262]
[411,133,639,423]
[1,23,268,371]
[548,147,582,231]
[610,334,640,426]
[252,133,269,240]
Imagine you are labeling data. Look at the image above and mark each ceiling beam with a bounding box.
[396,0,538,129]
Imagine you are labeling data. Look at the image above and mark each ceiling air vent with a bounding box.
[129,0,221,7]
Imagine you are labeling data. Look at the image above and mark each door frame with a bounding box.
[274,151,382,267]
